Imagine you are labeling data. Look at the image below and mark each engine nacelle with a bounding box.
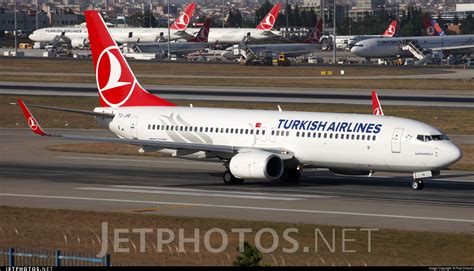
[229,151,284,180]
[71,38,88,49]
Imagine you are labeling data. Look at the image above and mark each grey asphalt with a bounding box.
[1,82,473,107]
[0,128,473,233]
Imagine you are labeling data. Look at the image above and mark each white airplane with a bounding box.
[323,20,398,51]
[18,11,463,190]
[186,3,282,44]
[221,18,323,60]
[132,18,211,55]
[351,34,474,59]
[28,2,196,49]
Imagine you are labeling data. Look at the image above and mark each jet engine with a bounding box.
[229,151,284,180]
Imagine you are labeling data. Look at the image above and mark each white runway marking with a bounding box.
[57,156,216,165]
[111,185,336,199]
[1,193,472,223]
[75,186,313,201]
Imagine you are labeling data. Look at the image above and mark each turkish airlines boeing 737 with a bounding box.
[19,11,462,190]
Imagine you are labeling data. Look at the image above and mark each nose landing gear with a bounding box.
[411,180,424,190]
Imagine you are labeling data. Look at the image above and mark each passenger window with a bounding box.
[356,135,360,140]
[250,130,254,135]
[296,132,300,137]
[230,128,234,133]
[361,135,365,140]
[240,129,244,134]
[200,127,203,132]
[308,133,311,138]
[276,130,279,136]
[329,133,333,139]
[226,128,229,133]
[171,126,174,131]
[372,135,376,141]
[245,129,249,134]
[262,130,266,135]
[286,131,289,136]
[166,125,169,130]
[256,130,260,135]
[194,127,198,132]
[335,134,338,139]
[324,133,327,138]
[318,133,322,138]
[271,130,275,136]
[313,132,316,138]
[180,126,184,131]
[210,128,213,133]
[221,128,224,133]
[205,127,209,132]
[351,134,355,140]
[301,132,305,137]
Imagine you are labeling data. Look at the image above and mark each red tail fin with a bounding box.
[371,90,384,116]
[170,2,196,31]
[187,18,211,43]
[422,14,436,36]
[85,11,175,108]
[256,3,281,30]
[304,18,323,44]
[382,20,397,37]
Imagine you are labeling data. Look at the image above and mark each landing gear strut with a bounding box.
[280,169,301,183]
[223,170,244,185]
[411,180,424,190]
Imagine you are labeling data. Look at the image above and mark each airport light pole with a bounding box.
[167,0,171,60]
[332,0,336,65]
[35,0,38,30]
[14,0,18,55]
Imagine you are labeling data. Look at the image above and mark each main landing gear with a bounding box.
[223,170,244,185]
[411,180,424,190]
[279,169,301,183]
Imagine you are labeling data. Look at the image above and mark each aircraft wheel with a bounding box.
[280,169,301,183]
[223,170,244,185]
[411,180,424,190]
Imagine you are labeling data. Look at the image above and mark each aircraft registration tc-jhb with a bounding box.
[19,11,462,191]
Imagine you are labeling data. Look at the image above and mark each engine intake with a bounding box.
[229,151,284,180]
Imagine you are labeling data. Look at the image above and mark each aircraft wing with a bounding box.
[18,99,294,160]
[430,44,474,51]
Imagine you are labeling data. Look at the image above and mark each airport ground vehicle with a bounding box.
[276,54,290,66]
[19,11,463,190]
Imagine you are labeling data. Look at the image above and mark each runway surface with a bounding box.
[1,128,473,233]
[1,82,473,107]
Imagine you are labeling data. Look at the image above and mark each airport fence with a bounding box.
[0,247,110,266]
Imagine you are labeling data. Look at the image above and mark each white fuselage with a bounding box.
[186,27,281,44]
[29,26,187,48]
[351,35,474,58]
[336,35,386,50]
[94,106,462,173]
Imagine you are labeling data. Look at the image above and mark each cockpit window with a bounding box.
[432,134,449,141]
[417,134,449,142]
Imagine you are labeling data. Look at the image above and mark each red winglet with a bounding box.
[371,90,384,116]
[18,99,49,136]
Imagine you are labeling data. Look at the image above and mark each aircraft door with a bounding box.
[130,116,138,139]
[391,128,404,153]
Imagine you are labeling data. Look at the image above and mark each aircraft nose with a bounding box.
[444,143,463,166]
